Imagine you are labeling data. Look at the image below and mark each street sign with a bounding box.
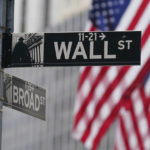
[2,31,141,67]
[1,72,46,120]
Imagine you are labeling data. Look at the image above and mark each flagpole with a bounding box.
[0,0,14,149]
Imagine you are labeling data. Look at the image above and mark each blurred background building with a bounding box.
[2,0,116,150]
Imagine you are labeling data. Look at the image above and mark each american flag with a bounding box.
[73,0,150,150]
[115,74,150,150]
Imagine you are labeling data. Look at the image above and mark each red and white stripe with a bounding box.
[73,0,150,150]
[115,84,150,150]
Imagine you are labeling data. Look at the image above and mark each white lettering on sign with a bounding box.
[13,85,45,112]
[72,42,87,59]
[78,32,106,41]
[54,42,72,59]
[118,40,133,50]
[54,41,116,60]
[104,41,116,59]
[90,41,102,59]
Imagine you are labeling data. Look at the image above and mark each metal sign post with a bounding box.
[0,0,14,149]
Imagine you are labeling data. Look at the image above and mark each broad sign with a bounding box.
[2,73,46,120]
[2,31,141,67]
